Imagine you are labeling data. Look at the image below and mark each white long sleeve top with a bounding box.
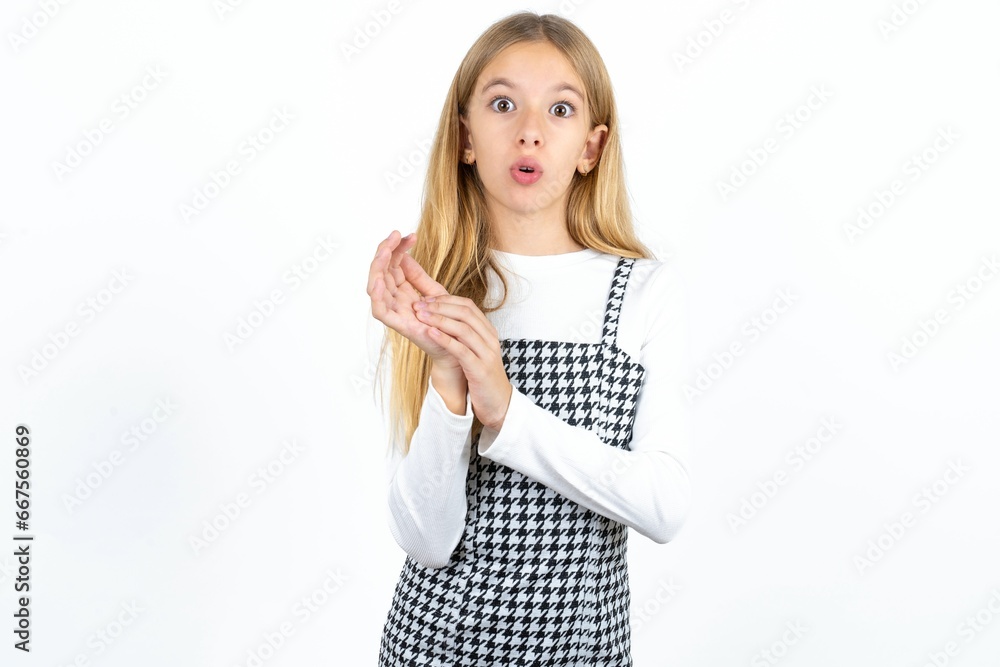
[382,247,693,568]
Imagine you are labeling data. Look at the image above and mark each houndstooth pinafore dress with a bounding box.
[379,256,646,666]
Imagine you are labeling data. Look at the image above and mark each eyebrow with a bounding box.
[480,77,584,101]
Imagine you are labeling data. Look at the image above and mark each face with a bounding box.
[459,40,607,223]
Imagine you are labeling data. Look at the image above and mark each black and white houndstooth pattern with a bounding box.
[380,256,646,666]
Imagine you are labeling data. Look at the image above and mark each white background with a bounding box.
[2,0,998,665]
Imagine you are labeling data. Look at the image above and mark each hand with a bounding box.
[366,230,462,377]
[411,294,514,432]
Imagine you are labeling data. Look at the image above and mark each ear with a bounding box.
[459,115,475,163]
[578,123,608,174]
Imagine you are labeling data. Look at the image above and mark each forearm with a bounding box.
[478,388,692,543]
[386,373,474,567]
[431,363,469,416]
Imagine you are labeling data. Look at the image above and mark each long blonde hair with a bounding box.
[375,10,653,456]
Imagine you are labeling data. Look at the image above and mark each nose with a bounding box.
[517,107,543,147]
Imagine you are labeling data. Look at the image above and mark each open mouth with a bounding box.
[511,160,542,183]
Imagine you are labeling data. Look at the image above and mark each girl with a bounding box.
[367,11,692,666]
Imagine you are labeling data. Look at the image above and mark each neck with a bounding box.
[487,207,582,256]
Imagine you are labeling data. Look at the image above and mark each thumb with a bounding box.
[400,253,449,298]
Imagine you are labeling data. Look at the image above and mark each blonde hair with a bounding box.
[375,10,654,456]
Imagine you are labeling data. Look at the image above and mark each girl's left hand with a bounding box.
[412,295,513,431]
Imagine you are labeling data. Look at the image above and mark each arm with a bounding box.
[385,373,474,568]
[476,263,693,543]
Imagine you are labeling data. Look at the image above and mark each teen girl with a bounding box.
[367,11,692,665]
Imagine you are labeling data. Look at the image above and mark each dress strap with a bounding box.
[601,256,635,348]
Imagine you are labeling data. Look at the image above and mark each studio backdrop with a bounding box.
[1,0,998,665]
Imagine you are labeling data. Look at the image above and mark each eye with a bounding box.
[551,101,576,118]
[489,95,515,113]
[487,95,578,118]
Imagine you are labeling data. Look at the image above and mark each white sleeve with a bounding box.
[385,374,475,568]
[476,263,693,543]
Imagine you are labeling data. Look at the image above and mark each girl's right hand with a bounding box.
[366,229,463,376]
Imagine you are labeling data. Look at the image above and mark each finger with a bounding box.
[414,295,499,340]
[367,249,388,296]
[369,232,416,299]
[384,233,420,299]
[373,274,428,343]
[413,302,496,364]
[386,246,413,297]
[387,232,416,272]
[399,253,450,299]
[372,274,440,356]
[418,319,475,370]
[367,230,401,296]
[376,230,403,262]
[370,275,402,328]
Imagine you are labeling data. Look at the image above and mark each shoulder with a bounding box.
[584,252,688,325]
[623,256,689,346]
[625,256,684,302]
